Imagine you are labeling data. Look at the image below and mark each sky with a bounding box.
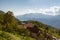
[0,0,60,16]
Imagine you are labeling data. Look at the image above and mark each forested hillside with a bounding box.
[0,10,60,40]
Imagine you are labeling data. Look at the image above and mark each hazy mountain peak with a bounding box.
[16,13,60,29]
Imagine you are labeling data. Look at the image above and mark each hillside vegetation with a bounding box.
[0,10,60,40]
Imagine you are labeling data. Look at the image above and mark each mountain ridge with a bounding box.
[16,13,60,29]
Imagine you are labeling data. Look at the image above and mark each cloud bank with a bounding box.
[14,6,60,16]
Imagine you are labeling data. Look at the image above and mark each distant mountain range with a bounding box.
[16,13,60,29]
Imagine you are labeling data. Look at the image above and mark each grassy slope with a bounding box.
[0,31,21,40]
[39,27,60,39]
[0,31,35,40]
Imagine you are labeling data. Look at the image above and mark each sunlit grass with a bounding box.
[0,31,36,40]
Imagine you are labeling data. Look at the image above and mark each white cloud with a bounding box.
[14,6,60,16]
